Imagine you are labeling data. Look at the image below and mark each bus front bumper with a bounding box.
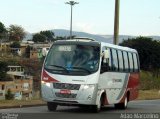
[41,83,98,106]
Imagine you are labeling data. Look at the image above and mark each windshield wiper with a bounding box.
[45,65,91,74]
[72,66,91,74]
[46,65,69,73]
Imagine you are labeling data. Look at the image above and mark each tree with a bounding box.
[0,22,6,36]
[56,36,65,40]
[5,89,14,100]
[25,45,31,58]
[0,22,8,41]
[19,58,43,91]
[66,35,76,39]
[9,25,26,41]
[0,61,9,81]
[10,41,20,48]
[32,33,46,43]
[120,37,160,77]
[40,30,55,42]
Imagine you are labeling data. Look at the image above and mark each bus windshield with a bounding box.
[44,44,100,75]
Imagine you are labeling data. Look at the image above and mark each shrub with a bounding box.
[5,89,14,100]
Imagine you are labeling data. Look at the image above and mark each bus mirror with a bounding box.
[103,50,109,59]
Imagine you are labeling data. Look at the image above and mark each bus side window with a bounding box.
[108,49,112,70]
[133,53,138,72]
[100,48,111,73]
[111,49,119,71]
[128,52,134,72]
[117,50,124,72]
[123,51,129,72]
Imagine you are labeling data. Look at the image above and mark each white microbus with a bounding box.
[41,38,140,112]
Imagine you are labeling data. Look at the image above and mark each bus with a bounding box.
[41,37,140,112]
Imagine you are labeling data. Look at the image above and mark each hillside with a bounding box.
[23,29,160,44]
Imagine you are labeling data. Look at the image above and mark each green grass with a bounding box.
[138,90,160,100]
[0,99,46,108]
[140,71,160,90]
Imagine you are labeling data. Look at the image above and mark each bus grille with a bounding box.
[53,83,80,90]
[55,93,77,98]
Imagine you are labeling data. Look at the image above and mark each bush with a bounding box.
[10,41,20,48]
[5,89,14,100]
[0,61,9,81]
[120,37,160,77]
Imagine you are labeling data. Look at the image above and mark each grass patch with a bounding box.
[137,90,160,100]
[140,71,160,90]
[0,99,46,108]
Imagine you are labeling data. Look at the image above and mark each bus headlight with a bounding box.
[83,84,95,90]
[41,81,51,88]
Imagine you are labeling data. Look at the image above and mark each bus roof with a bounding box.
[100,42,137,53]
[54,38,137,53]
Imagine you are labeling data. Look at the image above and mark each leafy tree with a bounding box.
[10,41,20,48]
[19,58,43,90]
[0,61,9,81]
[25,45,32,58]
[66,35,76,39]
[55,35,77,40]
[56,36,65,40]
[0,22,8,40]
[120,37,160,77]
[32,33,46,43]
[9,25,26,41]
[5,89,14,100]
[40,30,55,42]
[0,22,5,33]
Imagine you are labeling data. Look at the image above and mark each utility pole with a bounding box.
[66,1,79,39]
[113,0,120,45]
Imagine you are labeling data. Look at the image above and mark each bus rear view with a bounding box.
[41,38,140,112]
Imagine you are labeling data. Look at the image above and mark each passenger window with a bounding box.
[101,47,111,73]
[133,53,138,72]
[111,49,119,71]
[108,48,112,70]
[128,53,134,72]
[117,50,124,72]
[123,51,129,72]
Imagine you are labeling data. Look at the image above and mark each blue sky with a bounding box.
[0,0,160,36]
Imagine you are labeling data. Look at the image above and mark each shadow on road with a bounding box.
[54,105,140,113]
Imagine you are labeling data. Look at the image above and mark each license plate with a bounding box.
[60,90,71,94]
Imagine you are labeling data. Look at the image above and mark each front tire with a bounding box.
[47,102,57,111]
[92,96,103,113]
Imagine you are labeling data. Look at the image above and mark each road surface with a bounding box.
[0,100,160,119]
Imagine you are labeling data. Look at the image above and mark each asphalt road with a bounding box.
[0,100,160,119]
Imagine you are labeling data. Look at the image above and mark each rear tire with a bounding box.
[114,96,128,109]
[47,102,57,111]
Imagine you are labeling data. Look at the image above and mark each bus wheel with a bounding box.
[47,102,57,111]
[114,96,128,109]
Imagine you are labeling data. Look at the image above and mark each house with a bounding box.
[30,48,43,59]
[0,42,11,52]
[29,43,51,59]
[0,66,33,100]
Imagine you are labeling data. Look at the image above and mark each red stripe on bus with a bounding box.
[42,70,59,82]
[119,72,140,103]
